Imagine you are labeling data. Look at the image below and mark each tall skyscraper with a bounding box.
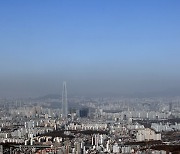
[62,81,68,118]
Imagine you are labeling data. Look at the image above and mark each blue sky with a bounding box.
[0,0,180,97]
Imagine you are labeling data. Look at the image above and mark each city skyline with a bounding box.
[0,1,180,153]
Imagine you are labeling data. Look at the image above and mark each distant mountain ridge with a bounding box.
[35,94,60,100]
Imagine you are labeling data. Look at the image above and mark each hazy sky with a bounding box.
[0,0,180,97]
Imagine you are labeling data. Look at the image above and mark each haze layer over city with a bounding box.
[1,1,180,154]
[0,0,180,98]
